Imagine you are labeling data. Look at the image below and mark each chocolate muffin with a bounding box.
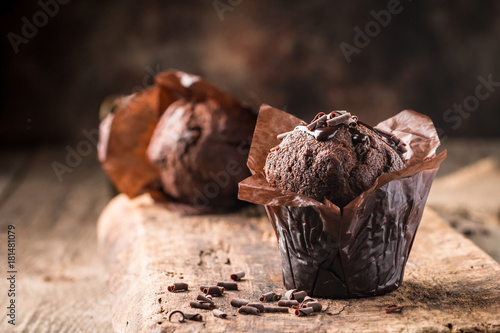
[147,82,256,211]
[239,105,446,298]
[265,111,406,207]
[98,70,256,214]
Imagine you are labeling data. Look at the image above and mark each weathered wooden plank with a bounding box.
[98,194,500,333]
[428,158,500,261]
[0,147,113,333]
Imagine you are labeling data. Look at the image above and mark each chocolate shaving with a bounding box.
[168,310,185,323]
[295,307,314,317]
[168,310,203,323]
[313,112,326,121]
[326,113,351,127]
[370,124,407,154]
[183,312,203,321]
[372,126,394,138]
[385,304,405,313]
[306,114,328,131]
[259,291,281,302]
[291,291,307,302]
[190,301,214,310]
[264,306,290,313]
[303,302,322,312]
[167,282,188,292]
[230,298,250,308]
[246,302,265,312]
[238,306,260,315]
[213,309,227,319]
[277,300,300,308]
[216,281,238,290]
[196,294,214,305]
[230,271,245,281]
[283,289,298,300]
[203,286,224,296]
[300,296,315,304]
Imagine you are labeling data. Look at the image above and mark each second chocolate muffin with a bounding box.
[265,111,407,207]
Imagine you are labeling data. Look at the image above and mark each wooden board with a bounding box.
[0,147,114,333]
[428,158,500,262]
[98,194,500,333]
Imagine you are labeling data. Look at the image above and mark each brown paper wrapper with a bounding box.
[239,105,446,298]
[98,70,254,214]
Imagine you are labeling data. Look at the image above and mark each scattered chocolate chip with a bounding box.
[277,300,300,308]
[264,306,289,313]
[213,309,227,319]
[238,306,260,315]
[190,301,214,310]
[295,307,314,317]
[216,281,238,290]
[246,302,265,312]
[167,282,188,292]
[230,271,245,281]
[230,298,250,308]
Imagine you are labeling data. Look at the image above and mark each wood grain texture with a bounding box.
[428,158,500,262]
[0,147,114,333]
[98,194,500,333]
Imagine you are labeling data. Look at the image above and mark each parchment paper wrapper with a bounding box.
[239,105,446,298]
[98,70,254,214]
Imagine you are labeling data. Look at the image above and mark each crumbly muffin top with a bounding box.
[265,111,406,207]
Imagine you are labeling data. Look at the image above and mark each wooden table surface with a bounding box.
[0,142,499,333]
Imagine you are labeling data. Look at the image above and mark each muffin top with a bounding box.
[264,111,407,207]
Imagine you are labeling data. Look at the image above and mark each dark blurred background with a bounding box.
[1,0,500,146]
